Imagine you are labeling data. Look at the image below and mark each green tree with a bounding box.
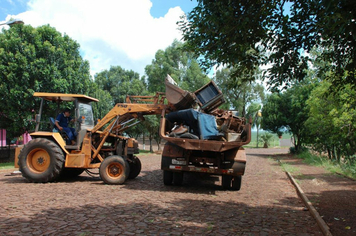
[94,66,146,104]
[259,132,273,148]
[261,80,315,152]
[142,115,161,152]
[180,0,356,90]
[0,24,92,139]
[94,66,152,145]
[214,67,265,116]
[89,84,113,121]
[246,103,262,147]
[306,81,356,161]
[145,40,210,93]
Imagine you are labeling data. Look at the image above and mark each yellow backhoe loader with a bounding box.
[15,92,167,184]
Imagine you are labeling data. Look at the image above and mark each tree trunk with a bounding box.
[156,139,161,151]
[242,93,247,117]
[149,135,153,153]
[327,148,331,159]
[256,126,259,148]
[336,147,341,163]
[154,136,161,151]
[156,126,161,151]
[292,134,299,152]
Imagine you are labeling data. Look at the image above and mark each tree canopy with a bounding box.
[0,24,92,138]
[179,0,356,90]
[306,80,356,160]
[214,66,265,116]
[145,40,210,93]
[94,66,146,104]
[261,79,315,151]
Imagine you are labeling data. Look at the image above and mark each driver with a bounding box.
[55,108,77,145]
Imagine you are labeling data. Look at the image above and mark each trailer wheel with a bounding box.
[231,176,242,191]
[99,156,129,184]
[18,138,64,183]
[128,156,142,179]
[222,175,232,189]
[222,175,242,191]
[163,170,173,185]
[173,172,183,185]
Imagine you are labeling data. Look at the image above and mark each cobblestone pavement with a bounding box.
[0,148,322,235]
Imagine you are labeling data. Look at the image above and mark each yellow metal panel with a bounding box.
[81,137,92,167]
[30,132,68,154]
[127,138,134,147]
[65,154,86,168]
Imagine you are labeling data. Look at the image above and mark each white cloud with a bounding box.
[6,0,185,77]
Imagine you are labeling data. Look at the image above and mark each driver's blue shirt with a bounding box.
[55,113,72,128]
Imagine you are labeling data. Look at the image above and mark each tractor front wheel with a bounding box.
[99,156,130,185]
[128,155,142,179]
[18,138,64,183]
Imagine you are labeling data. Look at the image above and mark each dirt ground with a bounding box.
[0,148,331,235]
[275,153,356,236]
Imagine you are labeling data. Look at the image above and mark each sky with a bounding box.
[0,0,198,77]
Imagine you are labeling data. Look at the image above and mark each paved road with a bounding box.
[0,148,322,235]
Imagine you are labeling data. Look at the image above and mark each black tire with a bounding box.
[99,155,129,185]
[18,138,64,183]
[60,168,85,179]
[163,170,173,185]
[222,175,232,189]
[231,176,242,191]
[128,156,142,179]
[124,159,131,180]
[173,172,184,185]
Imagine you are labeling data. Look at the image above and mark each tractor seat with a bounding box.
[49,117,58,132]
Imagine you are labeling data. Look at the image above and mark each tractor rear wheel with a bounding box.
[99,156,130,185]
[128,155,142,179]
[18,138,64,183]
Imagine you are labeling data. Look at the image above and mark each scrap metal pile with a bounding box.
[164,75,248,143]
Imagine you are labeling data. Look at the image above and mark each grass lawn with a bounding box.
[245,130,292,148]
[0,162,14,170]
[298,151,356,179]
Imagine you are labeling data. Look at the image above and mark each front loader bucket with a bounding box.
[165,77,196,110]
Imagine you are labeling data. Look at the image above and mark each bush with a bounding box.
[296,151,356,179]
[259,132,273,148]
[289,146,308,154]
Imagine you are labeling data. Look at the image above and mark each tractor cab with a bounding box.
[32,92,98,147]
